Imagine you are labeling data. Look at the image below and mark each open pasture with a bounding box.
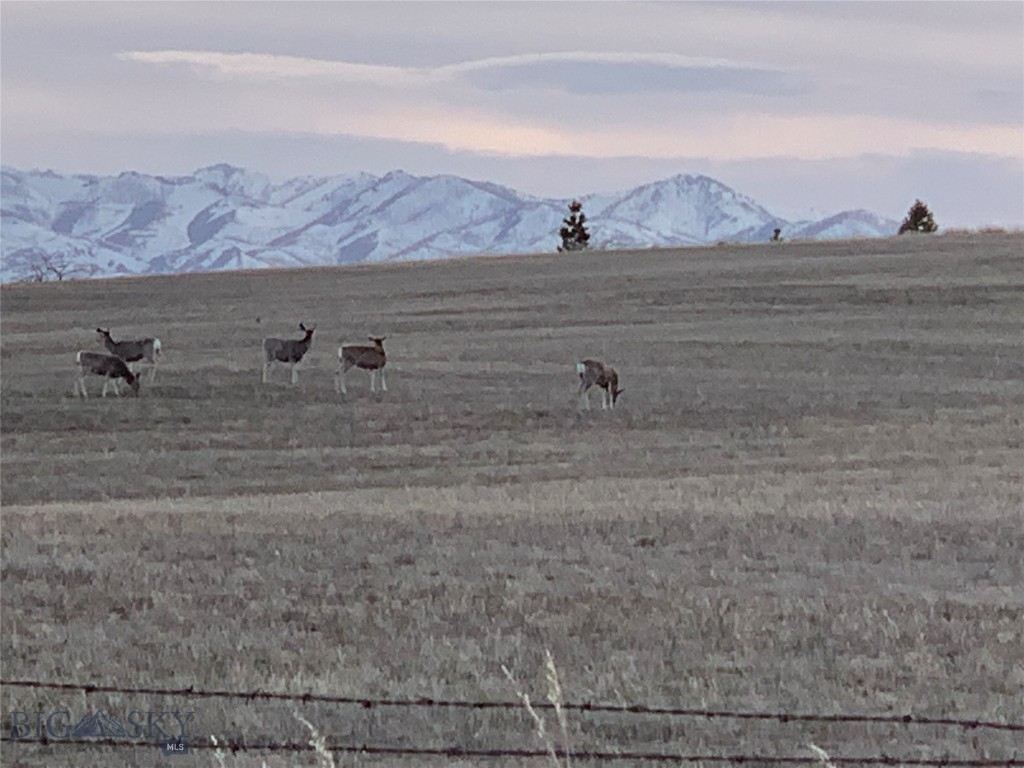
[2,234,1022,765]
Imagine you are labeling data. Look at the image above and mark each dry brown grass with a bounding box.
[1,233,1022,765]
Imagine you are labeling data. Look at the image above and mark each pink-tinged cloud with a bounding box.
[111,49,1021,161]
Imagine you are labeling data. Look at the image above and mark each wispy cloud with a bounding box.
[117,50,425,86]
[117,49,794,94]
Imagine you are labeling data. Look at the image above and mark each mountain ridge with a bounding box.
[0,164,899,282]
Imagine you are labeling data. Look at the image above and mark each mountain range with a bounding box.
[0,164,899,282]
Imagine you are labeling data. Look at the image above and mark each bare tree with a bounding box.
[21,250,98,282]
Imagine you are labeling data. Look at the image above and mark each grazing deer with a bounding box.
[75,351,141,398]
[96,328,161,382]
[336,337,387,394]
[577,359,623,410]
[262,323,315,385]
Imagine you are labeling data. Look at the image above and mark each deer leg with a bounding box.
[338,364,349,394]
[380,367,388,392]
[291,362,298,386]
[369,369,378,393]
[262,360,271,384]
[76,375,88,398]
[580,386,591,410]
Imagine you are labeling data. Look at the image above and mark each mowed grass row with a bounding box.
[1,233,1022,765]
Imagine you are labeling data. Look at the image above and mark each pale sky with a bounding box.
[2,1,1022,226]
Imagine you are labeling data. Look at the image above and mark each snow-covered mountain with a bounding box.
[0,164,898,282]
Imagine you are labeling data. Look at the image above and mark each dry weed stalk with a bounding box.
[545,648,572,767]
[808,742,838,768]
[502,648,572,768]
[294,708,337,768]
[209,734,228,768]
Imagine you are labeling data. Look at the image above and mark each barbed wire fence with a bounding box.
[3,678,1022,765]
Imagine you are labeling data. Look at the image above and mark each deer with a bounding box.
[262,323,315,385]
[75,351,141,398]
[577,359,623,410]
[96,328,162,382]
[336,337,387,394]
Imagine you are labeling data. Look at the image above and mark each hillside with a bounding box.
[2,233,1021,765]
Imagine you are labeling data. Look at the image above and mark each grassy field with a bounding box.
[1,233,1022,766]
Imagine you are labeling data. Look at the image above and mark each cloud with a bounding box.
[117,48,799,95]
[448,55,803,96]
[15,46,1021,164]
[116,50,425,86]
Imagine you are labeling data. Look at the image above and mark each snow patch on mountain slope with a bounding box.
[1,165,899,282]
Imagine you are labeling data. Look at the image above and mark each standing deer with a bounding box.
[75,351,141,398]
[96,328,161,382]
[577,359,623,410]
[336,337,387,394]
[262,323,316,385]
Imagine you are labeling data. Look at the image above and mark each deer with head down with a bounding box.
[576,359,623,410]
[75,351,141,398]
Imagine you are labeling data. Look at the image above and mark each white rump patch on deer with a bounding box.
[577,358,623,411]
[96,328,161,382]
[336,337,387,394]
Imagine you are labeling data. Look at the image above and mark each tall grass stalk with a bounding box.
[502,649,572,768]
[293,708,337,768]
[545,648,572,768]
[808,742,838,768]
[209,735,228,768]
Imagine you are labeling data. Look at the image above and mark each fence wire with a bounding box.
[3,678,1020,732]
[3,677,1022,765]
[1,736,1023,766]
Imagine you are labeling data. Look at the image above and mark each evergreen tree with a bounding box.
[899,200,938,234]
[558,200,591,252]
